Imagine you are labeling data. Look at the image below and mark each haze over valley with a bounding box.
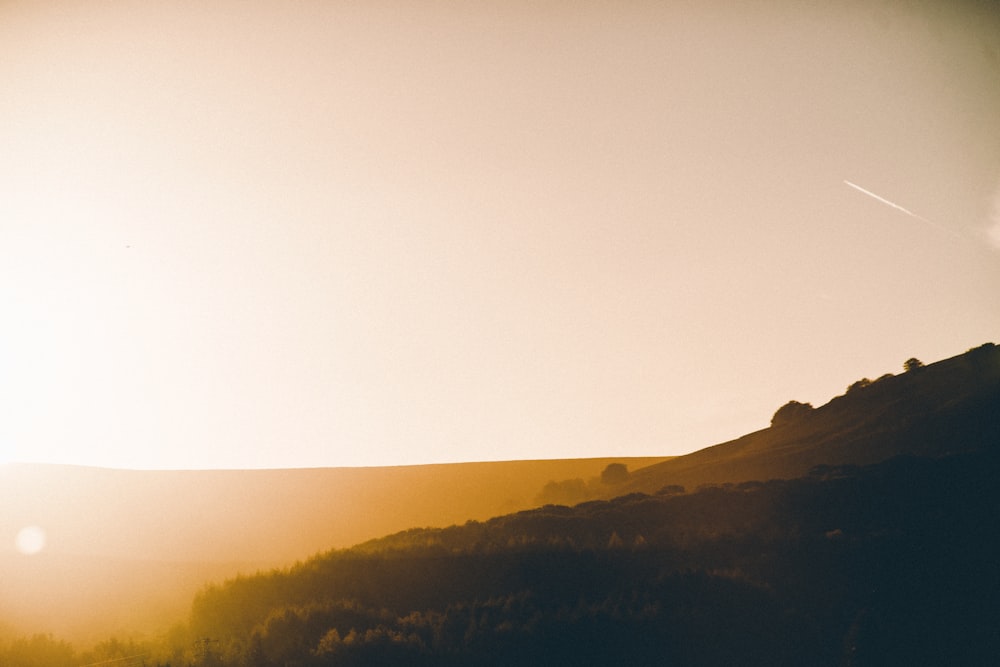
[1,457,665,642]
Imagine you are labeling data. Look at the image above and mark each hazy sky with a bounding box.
[2,0,999,470]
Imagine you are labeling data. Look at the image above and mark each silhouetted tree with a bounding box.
[847,378,871,393]
[770,400,814,426]
[600,463,629,486]
[904,357,924,372]
[535,478,588,506]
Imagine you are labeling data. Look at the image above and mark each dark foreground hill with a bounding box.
[148,344,999,667]
[175,449,1000,667]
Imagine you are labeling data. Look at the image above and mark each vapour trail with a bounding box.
[843,179,960,239]
[844,179,962,238]
[844,180,926,221]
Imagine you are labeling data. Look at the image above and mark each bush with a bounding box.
[770,400,814,427]
[600,463,630,486]
[847,378,872,393]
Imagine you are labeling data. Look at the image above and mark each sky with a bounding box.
[1,0,999,470]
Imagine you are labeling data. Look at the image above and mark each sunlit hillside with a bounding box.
[614,342,1000,495]
[0,456,664,643]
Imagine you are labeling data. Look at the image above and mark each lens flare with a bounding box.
[15,525,47,555]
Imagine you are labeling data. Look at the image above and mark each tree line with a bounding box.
[4,446,997,666]
[14,444,981,666]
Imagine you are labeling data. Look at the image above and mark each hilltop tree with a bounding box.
[904,357,924,372]
[600,463,629,486]
[770,400,814,427]
[847,378,871,393]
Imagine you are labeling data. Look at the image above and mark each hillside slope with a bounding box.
[178,449,1000,666]
[0,457,665,564]
[620,342,1000,494]
[153,344,1000,666]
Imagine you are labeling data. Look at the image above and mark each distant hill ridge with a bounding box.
[0,456,665,642]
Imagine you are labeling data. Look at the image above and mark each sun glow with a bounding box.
[0,1,998,474]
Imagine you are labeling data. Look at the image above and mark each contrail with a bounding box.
[843,179,959,238]
[843,180,926,220]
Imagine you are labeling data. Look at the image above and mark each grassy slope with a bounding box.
[0,457,667,564]
[620,343,1000,494]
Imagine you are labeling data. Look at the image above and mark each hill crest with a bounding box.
[617,342,1000,495]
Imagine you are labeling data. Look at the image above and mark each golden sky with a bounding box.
[2,0,999,469]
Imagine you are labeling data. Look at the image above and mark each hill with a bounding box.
[0,456,664,643]
[2,342,997,660]
[152,342,999,666]
[172,444,1000,665]
[614,342,1000,495]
